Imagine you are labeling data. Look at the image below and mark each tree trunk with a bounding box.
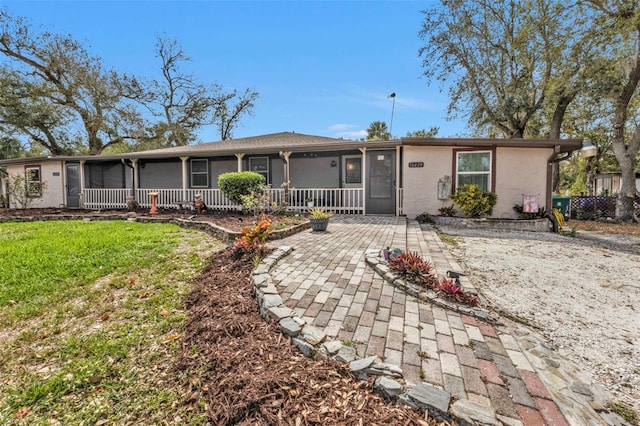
[610,28,640,220]
[615,152,637,220]
[549,94,575,193]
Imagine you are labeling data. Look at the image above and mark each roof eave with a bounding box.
[401,137,584,153]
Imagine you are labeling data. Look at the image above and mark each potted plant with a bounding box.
[309,208,332,231]
[306,197,314,208]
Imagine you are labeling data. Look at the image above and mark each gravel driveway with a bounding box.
[442,227,640,414]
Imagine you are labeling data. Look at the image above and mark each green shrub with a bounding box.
[218,172,266,204]
[450,184,497,217]
[437,205,457,217]
[241,188,286,217]
[415,212,435,224]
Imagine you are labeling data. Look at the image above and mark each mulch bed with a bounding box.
[174,247,449,425]
[0,208,304,233]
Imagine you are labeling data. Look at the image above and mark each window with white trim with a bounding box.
[249,157,269,183]
[190,159,209,188]
[456,151,491,191]
[25,166,42,197]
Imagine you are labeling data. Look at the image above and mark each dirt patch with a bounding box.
[570,219,640,237]
[174,247,444,425]
[444,226,640,415]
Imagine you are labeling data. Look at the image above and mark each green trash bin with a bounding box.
[552,196,571,220]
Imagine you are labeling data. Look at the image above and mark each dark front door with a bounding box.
[65,162,81,208]
[366,150,396,215]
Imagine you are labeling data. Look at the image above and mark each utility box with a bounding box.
[437,176,452,200]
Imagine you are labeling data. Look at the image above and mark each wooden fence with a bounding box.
[570,196,616,220]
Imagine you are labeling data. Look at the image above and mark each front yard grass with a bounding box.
[0,221,223,425]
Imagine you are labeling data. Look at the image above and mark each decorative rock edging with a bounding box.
[251,246,494,426]
[0,213,310,242]
[437,216,550,232]
[363,249,499,324]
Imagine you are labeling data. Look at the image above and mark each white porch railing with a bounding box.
[285,188,363,214]
[83,187,365,214]
[397,187,404,216]
[83,189,130,209]
[135,189,241,211]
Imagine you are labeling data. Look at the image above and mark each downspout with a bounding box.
[121,158,135,196]
[180,157,189,201]
[121,158,138,209]
[546,146,570,210]
[79,160,85,208]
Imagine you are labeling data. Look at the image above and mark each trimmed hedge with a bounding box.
[217,171,266,204]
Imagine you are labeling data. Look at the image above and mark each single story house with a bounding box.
[593,172,640,196]
[0,132,582,218]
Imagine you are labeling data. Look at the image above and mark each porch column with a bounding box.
[180,156,189,201]
[359,147,366,216]
[130,158,139,196]
[79,160,86,208]
[280,151,292,205]
[280,151,292,186]
[235,153,245,172]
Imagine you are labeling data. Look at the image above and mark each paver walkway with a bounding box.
[270,216,624,425]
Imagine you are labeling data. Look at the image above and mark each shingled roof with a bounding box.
[0,132,583,165]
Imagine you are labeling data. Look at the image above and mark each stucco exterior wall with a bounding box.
[494,147,550,218]
[402,146,454,218]
[402,146,551,219]
[5,161,64,208]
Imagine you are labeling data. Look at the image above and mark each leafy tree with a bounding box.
[583,1,640,219]
[418,0,590,139]
[366,121,390,141]
[406,127,439,138]
[0,9,145,155]
[0,135,24,160]
[417,0,640,218]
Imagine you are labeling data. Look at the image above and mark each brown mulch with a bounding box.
[174,247,449,426]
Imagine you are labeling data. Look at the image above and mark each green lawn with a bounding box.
[0,220,223,425]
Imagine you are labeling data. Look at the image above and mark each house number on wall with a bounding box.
[408,162,424,168]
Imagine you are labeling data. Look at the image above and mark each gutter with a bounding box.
[546,146,572,211]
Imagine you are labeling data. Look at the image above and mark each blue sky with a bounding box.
[1,0,469,142]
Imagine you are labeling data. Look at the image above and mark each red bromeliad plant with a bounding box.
[388,251,437,287]
[233,216,273,257]
[435,278,479,306]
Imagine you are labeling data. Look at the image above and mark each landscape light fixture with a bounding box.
[580,138,597,158]
[389,92,396,138]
